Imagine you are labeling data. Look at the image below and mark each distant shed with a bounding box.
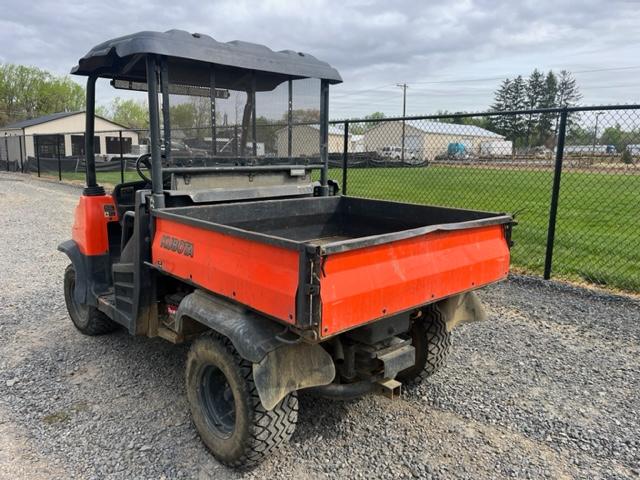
[0,111,140,162]
[363,120,506,160]
[275,124,347,157]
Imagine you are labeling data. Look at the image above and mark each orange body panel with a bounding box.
[152,218,300,324]
[71,195,118,255]
[319,225,510,337]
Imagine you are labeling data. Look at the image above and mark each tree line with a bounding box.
[434,70,583,148]
[488,69,582,147]
[0,64,84,126]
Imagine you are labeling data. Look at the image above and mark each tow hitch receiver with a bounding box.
[355,337,415,380]
[377,378,402,400]
[377,340,415,379]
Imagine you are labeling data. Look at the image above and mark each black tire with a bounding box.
[186,334,298,468]
[396,306,452,384]
[63,264,118,336]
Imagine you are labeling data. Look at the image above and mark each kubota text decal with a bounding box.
[160,235,194,257]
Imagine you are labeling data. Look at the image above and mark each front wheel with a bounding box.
[63,265,118,335]
[186,334,298,468]
[396,305,452,384]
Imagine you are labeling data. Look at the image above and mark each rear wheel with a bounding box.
[63,265,118,335]
[186,334,298,468]
[396,306,452,384]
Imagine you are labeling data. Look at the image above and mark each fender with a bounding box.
[175,290,335,409]
[58,240,88,305]
[175,290,288,362]
[58,239,111,307]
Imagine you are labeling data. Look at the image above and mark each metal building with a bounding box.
[0,111,140,170]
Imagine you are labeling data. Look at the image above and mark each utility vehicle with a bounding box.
[60,30,513,468]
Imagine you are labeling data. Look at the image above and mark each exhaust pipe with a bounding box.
[305,380,375,400]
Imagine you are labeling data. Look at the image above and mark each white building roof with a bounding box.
[308,124,346,136]
[406,120,502,138]
[3,111,81,130]
[1,111,133,132]
[276,123,347,136]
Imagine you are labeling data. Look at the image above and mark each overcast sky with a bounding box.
[1,0,639,118]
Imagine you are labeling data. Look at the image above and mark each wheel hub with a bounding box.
[199,365,236,438]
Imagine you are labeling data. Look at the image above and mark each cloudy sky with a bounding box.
[1,0,639,118]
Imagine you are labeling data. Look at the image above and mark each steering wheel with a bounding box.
[135,153,152,183]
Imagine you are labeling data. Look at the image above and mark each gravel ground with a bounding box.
[0,172,638,480]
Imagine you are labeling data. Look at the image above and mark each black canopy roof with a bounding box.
[71,29,342,91]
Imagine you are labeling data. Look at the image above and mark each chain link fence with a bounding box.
[1,105,638,292]
[333,105,640,292]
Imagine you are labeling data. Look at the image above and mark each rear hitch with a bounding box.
[376,378,402,400]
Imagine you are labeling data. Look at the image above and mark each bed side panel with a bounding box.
[152,218,299,324]
[319,224,510,337]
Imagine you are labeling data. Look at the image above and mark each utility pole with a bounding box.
[397,83,408,162]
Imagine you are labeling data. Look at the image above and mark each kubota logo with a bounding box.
[160,235,194,257]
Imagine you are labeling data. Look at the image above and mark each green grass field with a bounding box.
[331,166,640,292]
[48,165,640,292]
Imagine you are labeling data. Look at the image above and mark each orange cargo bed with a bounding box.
[152,196,512,339]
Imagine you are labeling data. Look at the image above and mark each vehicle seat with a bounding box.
[112,180,148,219]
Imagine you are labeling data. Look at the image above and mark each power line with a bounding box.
[410,65,640,85]
[331,83,396,98]
[332,65,640,98]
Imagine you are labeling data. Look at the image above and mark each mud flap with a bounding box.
[438,291,488,332]
[253,343,335,411]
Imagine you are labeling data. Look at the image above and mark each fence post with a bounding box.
[342,121,349,195]
[35,136,41,177]
[233,125,239,156]
[56,135,62,181]
[119,131,125,184]
[544,108,568,280]
[4,135,9,172]
[19,134,24,173]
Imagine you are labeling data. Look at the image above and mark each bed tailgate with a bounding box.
[319,223,510,337]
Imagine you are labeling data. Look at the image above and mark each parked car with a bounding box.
[626,144,640,156]
[379,145,419,161]
[564,144,617,154]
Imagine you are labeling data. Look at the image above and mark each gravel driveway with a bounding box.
[0,172,638,480]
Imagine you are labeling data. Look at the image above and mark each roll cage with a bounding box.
[72,29,343,206]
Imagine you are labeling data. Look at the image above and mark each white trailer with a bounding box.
[479,140,512,156]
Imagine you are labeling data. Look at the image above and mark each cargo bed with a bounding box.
[152,196,512,338]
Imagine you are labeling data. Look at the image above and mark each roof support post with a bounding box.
[319,79,330,195]
[160,57,171,165]
[251,73,257,157]
[146,55,165,208]
[287,79,293,160]
[210,66,217,156]
[83,75,104,195]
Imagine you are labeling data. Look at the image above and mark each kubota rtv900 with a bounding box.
[60,30,513,468]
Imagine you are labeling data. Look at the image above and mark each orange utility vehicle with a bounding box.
[60,30,513,467]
